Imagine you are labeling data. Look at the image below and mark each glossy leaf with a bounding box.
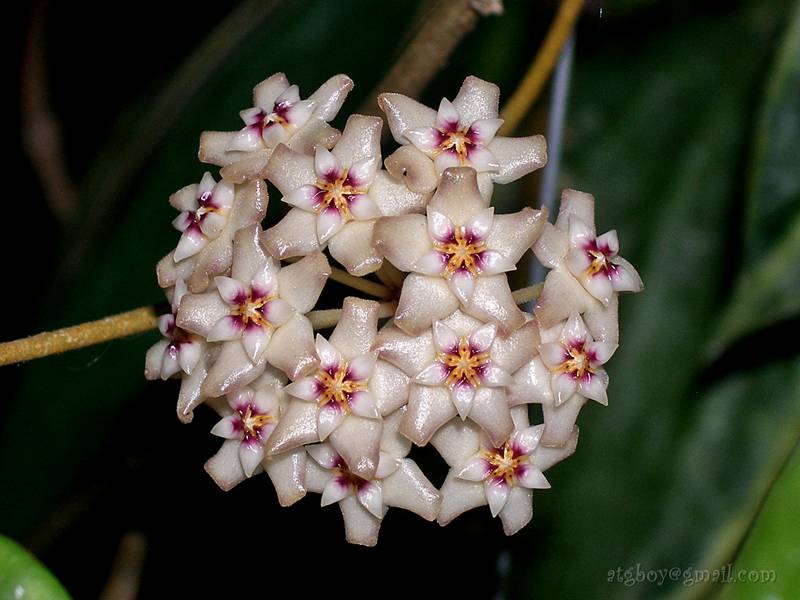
[0,535,72,600]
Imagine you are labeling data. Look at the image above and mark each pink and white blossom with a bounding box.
[170,172,235,262]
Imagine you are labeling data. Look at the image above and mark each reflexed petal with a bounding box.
[511,425,544,455]
[315,334,341,371]
[160,349,180,380]
[314,147,341,181]
[467,118,503,144]
[465,207,494,240]
[451,382,476,419]
[347,352,378,381]
[568,217,595,247]
[349,391,380,419]
[177,340,202,374]
[242,324,271,363]
[285,376,321,401]
[414,362,449,386]
[484,479,509,517]
[284,100,312,128]
[158,314,174,337]
[538,342,568,370]
[468,322,496,354]
[317,403,345,440]
[210,416,240,439]
[405,127,442,154]
[214,276,247,305]
[516,464,550,489]
[610,257,644,293]
[321,477,351,506]
[448,269,476,305]
[263,208,322,260]
[434,151,462,174]
[372,214,433,272]
[306,443,340,469]
[456,456,490,482]
[357,482,384,518]
[347,194,381,220]
[480,364,512,387]
[316,206,344,244]
[563,314,590,347]
[596,230,620,255]
[436,97,460,130]
[174,230,206,262]
[239,441,264,477]
[171,211,193,233]
[375,452,401,479]
[466,145,500,172]
[412,250,447,276]
[552,372,578,406]
[427,209,455,243]
[394,274,460,336]
[477,250,516,275]
[260,121,290,146]
[263,298,293,327]
[207,315,244,342]
[284,185,323,212]
[433,321,460,354]
[227,127,263,152]
[583,271,615,306]
[578,369,609,405]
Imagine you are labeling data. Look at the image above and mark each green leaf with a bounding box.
[708,1,800,357]
[0,535,72,600]
[718,444,800,600]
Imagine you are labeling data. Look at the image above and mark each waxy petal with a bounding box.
[199,211,227,239]
[583,271,615,306]
[174,230,206,262]
[610,257,644,293]
[316,206,344,244]
[457,456,490,482]
[405,127,442,154]
[372,214,433,272]
[465,207,494,241]
[578,369,609,405]
[480,364,512,387]
[239,440,264,478]
[468,322,497,354]
[177,339,202,375]
[349,391,380,419]
[412,250,448,276]
[284,184,323,212]
[433,150,462,174]
[467,118,503,144]
[285,376,321,402]
[552,372,578,406]
[511,425,544,456]
[476,249,516,275]
[414,361,449,386]
[210,416,239,440]
[538,343,569,370]
[207,315,244,342]
[400,384,457,446]
[242,324,271,363]
[375,452,401,479]
[436,97,460,130]
[306,442,340,470]
[466,145,500,172]
[347,351,378,381]
[214,276,247,305]
[451,382,476,420]
[347,194,381,220]
[427,209,455,243]
[318,403,345,440]
[484,479,510,517]
[321,476,352,506]
[315,334,341,371]
[314,147,342,181]
[433,320,460,354]
[448,269,476,305]
[357,482,384,519]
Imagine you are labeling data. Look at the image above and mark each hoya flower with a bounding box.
[170,172,235,262]
[268,298,405,480]
[158,179,269,294]
[375,309,540,447]
[145,279,203,381]
[176,225,330,399]
[304,408,440,546]
[436,407,577,535]
[199,73,353,183]
[203,369,308,508]
[374,167,546,334]
[379,75,546,197]
[264,115,429,275]
[533,189,643,328]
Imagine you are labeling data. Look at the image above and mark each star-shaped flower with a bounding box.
[145,278,203,381]
[170,172,235,262]
[379,75,547,197]
[374,167,547,334]
[199,73,353,183]
[303,408,440,546]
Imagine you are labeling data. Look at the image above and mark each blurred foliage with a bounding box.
[2,0,799,598]
[0,535,72,600]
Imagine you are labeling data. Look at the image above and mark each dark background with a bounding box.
[3,0,799,598]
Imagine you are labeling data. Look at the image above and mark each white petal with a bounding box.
[448,269,476,305]
[562,314,590,347]
[242,324,271,363]
[253,388,280,415]
[316,206,344,244]
[284,99,312,128]
[318,403,345,440]
[596,230,620,255]
[566,246,594,278]
[214,276,247,305]
[412,250,447,276]
[206,315,244,342]
[347,351,378,381]
[238,441,264,478]
[578,369,609,405]
[198,172,216,196]
[349,391,380,419]
[436,97,460,130]
[610,257,644,293]
[198,211,227,240]
[210,416,240,440]
[552,373,578,406]
[433,321,460,354]
[284,185,323,212]
[477,250,516,275]
[260,122,290,146]
[227,127,263,152]
[263,298,293,327]
[347,194,381,220]
[467,118,503,144]
[414,361,449,386]
[314,146,342,180]
[177,340,202,374]
[538,342,568,370]
[480,364,512,387]
[434,151,462,173]
[427,209,455,243]
[568,217,595,247]
[516,464,550,489]
[465,207,494,241]
[587,341,617,366]
[174,230,205,262]
[468,322,496,354]
[466,145,500,172]
[306,443,340,469]
[456,456,490,482]
[321,476,351,506]
[484,479,510,517]
[375,452,401,479]
[346,157,377,188]
[583,272,615,306]
[357,481,384,519]
[239,107,263,126]
[510,425,543,455]
[451,383,476,419]
[276,84,301,106]
[405,127,441,155]
[285,376,321,401]
[315,334,341,371]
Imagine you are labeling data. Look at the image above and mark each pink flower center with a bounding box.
[434,227,486,279]
[439,337,489,389]
[557,340,596,380]
[315,361,367,414]
[583,240,618,279]
[232,291,276,329]
[482,442,527,485]
[315,169,366,221]
[434,126,475,165]
[237,404,275,442]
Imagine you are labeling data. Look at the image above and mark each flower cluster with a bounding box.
[146,73,642,545]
